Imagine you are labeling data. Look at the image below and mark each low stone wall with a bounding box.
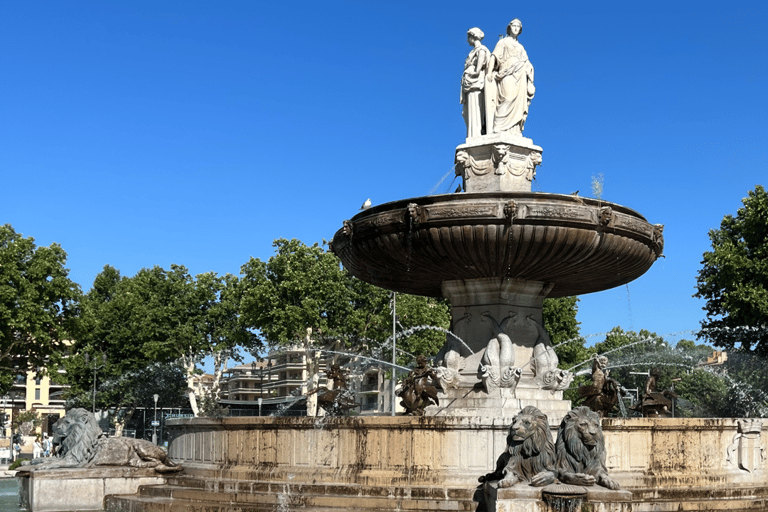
[166,416,768,495]
[17,467,166,512]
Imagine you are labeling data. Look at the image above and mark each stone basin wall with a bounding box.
[166,416,767,495]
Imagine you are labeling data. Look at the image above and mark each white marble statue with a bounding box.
[488,19,535,135]
[461,27,491,138]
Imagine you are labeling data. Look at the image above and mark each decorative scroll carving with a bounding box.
[527,315,573,392]
[479,332,522,393]
[455,149,493,177]
[354,211,407,233]
[425,204,499,221]
[599,206,613,227]
[527,205,581,220]
[727,419,765,473]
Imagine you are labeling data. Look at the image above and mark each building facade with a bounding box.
[219,347,392,416]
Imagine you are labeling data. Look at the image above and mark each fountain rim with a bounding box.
[347,191,649,223]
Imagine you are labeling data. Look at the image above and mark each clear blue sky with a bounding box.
[2,1,766,353]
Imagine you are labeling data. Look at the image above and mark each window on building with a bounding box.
[35,389,40,400]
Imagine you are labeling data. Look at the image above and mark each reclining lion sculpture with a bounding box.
[24,408,181,473]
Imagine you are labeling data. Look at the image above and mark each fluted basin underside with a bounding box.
[331,192,663,298]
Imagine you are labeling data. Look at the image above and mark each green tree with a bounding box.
[695,185,768,355]
[238,237,453,391]
[544,297,586,369]
[66,265,255,419]
[674,368,730,417]
[65,362,188,432]
[240,239,356,345]
[0,225,80,394]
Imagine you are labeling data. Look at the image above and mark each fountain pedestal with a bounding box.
[455,134,543,193]
[428,277,572,422]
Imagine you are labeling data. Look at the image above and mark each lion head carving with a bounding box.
[480,406,556,488]
[22,407,180,473]
[555,406,620,489]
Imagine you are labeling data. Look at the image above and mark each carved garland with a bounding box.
[455,149,493,177]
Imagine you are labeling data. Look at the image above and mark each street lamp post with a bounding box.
[152,394,159,445]
[84,353,107,413]
[391,292,396,417]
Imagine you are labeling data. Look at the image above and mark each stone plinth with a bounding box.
[17,467,166,512]
[483,481,632,512]
[427,386,571,425]
[455,134,542,193]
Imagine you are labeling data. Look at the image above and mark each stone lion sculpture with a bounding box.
[24,408,181,473]
[479,406,557,487]
[554,406,619,489]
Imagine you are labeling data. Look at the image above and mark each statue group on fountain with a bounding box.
[309,363,359,416]
[461,19,535,139]
[630,367,678,417]
[398,355,440,415]
[578,355,628,417]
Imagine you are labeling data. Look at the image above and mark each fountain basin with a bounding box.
[331,192,663,298]
[97,416,768,512]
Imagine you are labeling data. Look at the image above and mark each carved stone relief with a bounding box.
[727,419,765,473]
[527,315,573,392]
[455,149,493,177]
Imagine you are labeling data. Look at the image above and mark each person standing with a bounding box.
[42,433,52,457]
[33,436,43,459]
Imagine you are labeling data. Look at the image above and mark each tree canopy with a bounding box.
[544,296,585,369]
[239,238,451,364]
[0,224,80,394]
[65,264,256,417]
[695,185,768,355]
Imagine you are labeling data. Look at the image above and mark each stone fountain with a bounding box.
[86,17,768,512]
[330,20,663,424]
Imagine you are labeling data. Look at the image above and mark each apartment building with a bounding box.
[219,347,391,416]
[1,369,68,438]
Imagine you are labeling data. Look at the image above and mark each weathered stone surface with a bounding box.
[331,192,661,299]
[18,467,166,512]
[165,416,767,485]
[455,136,543,192]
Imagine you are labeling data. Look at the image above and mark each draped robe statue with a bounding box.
[461,27,491,138]
[488,19,535,135]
